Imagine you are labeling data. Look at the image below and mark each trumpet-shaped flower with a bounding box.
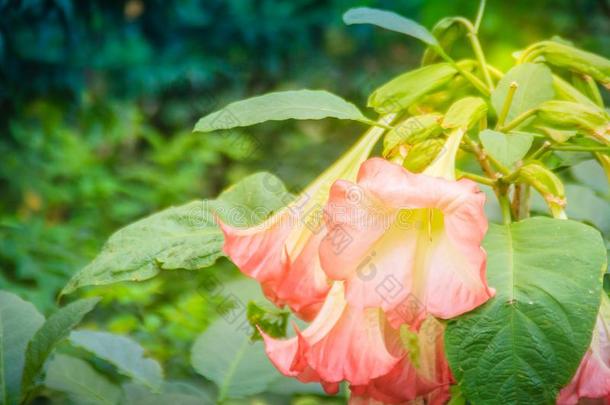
[219,120,391,320]
[319,131,494,328]
[260,282,452,401]
[349,317,453,405]
[558,295,610,404]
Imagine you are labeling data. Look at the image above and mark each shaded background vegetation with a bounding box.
[1,0,608,402]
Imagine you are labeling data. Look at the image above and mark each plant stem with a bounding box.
[468,33,494,89]
[499,193,513,224]
[486,153,512,176]
[511,183,523,220]
[436,47,490,97]
[457,170,496,186]
[474,0,487,33]
[463,135,497,179]
[551,145,610,152]
[495,81,518,129]
[529,141,551,160]
[499,109,537,132]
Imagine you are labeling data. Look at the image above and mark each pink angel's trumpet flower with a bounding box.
[259,282,403,390]
[558,295,610,405]
[219,116,394,320]
[319,129,494,329]
[349,317,454,405]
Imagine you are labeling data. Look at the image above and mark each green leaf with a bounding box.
[190,319,279,400]
[61,172,290,295]
[121,382,214,405]
[194,90,370,133]
[69,331,163,390]
[21,297,100,397]
[45,354,120,405]
[343,7,438,46]
[212,172,292,228]
[491,63,554,123]
[479,129,533,167]
[368,63,458,113]
[0,291,44,405]
[446,217,607,404]
[572,159,609,196]
[564,184,610,235]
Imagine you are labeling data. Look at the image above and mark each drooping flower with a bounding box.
[219,119,392,320]
[349,317,454,405]
[557,295,610,405]
[319,130,494,328]
[260,282,451,401]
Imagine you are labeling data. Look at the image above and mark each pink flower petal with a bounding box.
[220,124,388,320]
[261,283,402,387]
[558,297,610,404]
[320,158,494,327]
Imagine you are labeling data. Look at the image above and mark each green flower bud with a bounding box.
[368,63,459,113]
[518,162,566,218]
[536,100,609,141]
[421,17,468,65]
[383,113,443,158]
[403,138,446,173]
[442,97,488,130]
[521,41,610,88]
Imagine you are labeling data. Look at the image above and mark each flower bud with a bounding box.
[442,96,488,130]
[383,113,443,158]
[536,100,609,141]
[368,63,459,113]
[518,162,566,218]
[421,17,467,65]
[521,41,610,88]
[403,138,446,173]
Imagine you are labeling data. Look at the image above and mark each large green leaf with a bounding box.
[190,319,279,400]
[69,331,163,390]
[0,291,44,405]
[343,7,438,46]
[479,129,534,167]
[491,63,554,123]
[61,172,290,295]
[21,297,100,397]
[446,217,606,404]
[45,354,120,405]
[194,90,371,132]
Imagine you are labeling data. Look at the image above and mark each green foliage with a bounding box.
[62,172,289,295]
[45,354,121,405]
[0,292,44,405]
[491,63,555,123]
[194,90,373,133]
[191,319,279,401]
[1,1,609,404]
[343,7,438,46]
[479,129,534,167]
[368,63,458,113]
[21,297,101,398]
[446,218,607,404]
[247,301,290,341]
[69,330,164,390]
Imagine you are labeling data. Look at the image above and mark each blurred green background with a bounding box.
[1,0,608,402]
